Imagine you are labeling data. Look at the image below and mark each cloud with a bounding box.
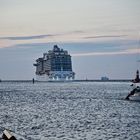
[83,35,127,39]
[0,30,85,41]
[15,42,50,47]
[0,40,14,48]
[0,34,57,40]
[72,48,140,57]
[69,30,85,34]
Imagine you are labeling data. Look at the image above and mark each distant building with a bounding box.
[101,76,109,81]
[34,45,75,81]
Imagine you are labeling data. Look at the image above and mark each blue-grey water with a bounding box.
[0,82,140,140]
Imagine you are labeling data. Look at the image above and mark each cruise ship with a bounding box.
[34,45,75,81]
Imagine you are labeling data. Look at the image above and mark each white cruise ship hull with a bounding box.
[34,45,75,81]
[36,71,74,82]
[36,74,50,81]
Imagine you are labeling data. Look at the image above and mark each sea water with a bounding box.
[0,82,140,140]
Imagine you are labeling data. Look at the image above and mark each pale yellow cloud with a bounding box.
[0,40,14,48]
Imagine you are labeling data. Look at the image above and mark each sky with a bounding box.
[0,0,140,80]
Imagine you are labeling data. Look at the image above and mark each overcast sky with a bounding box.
[0,0,140,80]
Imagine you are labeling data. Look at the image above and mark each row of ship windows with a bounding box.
[42,65,71,68]
[51,69,72,71]
[38,62,71,65]
[51,61,71,64]
[52,65,72,68]
[37,62,71,66]
[55,62,71,65]
[37,66,71,69]
[44,56,71,59]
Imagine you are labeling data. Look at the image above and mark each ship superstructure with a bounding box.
[34,45,75,81]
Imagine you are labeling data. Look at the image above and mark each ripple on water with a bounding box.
[0,82,140,140]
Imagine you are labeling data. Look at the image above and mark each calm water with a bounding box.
[0,82,140,140]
